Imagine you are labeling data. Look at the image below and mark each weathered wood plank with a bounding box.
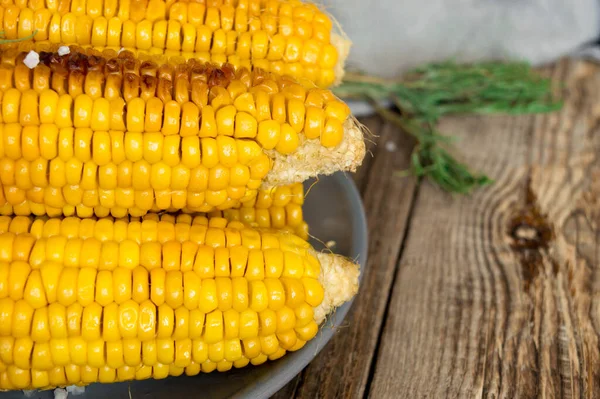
[368,59,600,398]
[272,116,416,399]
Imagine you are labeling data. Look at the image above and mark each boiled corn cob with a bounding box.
[139,182,308,239]
[0,215,359,390]
[213,182,308,240]
[0,48,365,218]
[2,0,350,88]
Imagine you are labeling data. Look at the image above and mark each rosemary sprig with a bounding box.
[334,62,562,194]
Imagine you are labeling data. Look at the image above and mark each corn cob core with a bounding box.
[0,48,365,217]
[0,215,359,390]
[1,0,350,87]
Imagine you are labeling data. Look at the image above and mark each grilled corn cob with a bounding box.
[0,215,359,390]
[0,48,365,218]
[2,0,350,88]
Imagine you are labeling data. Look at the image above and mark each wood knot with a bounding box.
[508,183,555,289]
[510,221,553,251]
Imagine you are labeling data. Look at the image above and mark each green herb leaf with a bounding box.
[336,61,561,194]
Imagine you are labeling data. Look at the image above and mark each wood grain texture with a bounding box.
[272,117,419,398]
[368,59,600,398]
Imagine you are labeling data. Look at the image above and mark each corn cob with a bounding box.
[0,215,359,390]
[0,48,365,218]
[213,182,308,240]
[133,183,309,239]
[1,0,350,88]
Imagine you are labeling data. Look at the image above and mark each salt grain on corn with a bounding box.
[23,50,40,69]
[57,46,70,56]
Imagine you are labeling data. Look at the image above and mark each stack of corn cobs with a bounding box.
[0,0,366,393]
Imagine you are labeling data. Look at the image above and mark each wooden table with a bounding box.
[273,59,600,398]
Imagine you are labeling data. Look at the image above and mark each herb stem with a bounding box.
[336,61,561,194]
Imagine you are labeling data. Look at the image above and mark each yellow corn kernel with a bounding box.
[276,123,299,154]
[188,309,205,340]
[8,260,30,301]
[31,306,50,342]
[123,338,142,367]
[101,302,120,343]
[256,120,281,150]
[287,98,306,133]
[234,112,258,139]
[24,269,47,309]
[156,303,174,339]
[241,336,261,360]
[320,117,344,148]
[81,302,102,341]
[165,271,183,308]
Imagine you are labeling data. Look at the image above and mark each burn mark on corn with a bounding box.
[32,47,236,89]
[508,180,554,289]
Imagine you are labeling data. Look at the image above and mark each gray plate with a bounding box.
[3,172,368,399]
